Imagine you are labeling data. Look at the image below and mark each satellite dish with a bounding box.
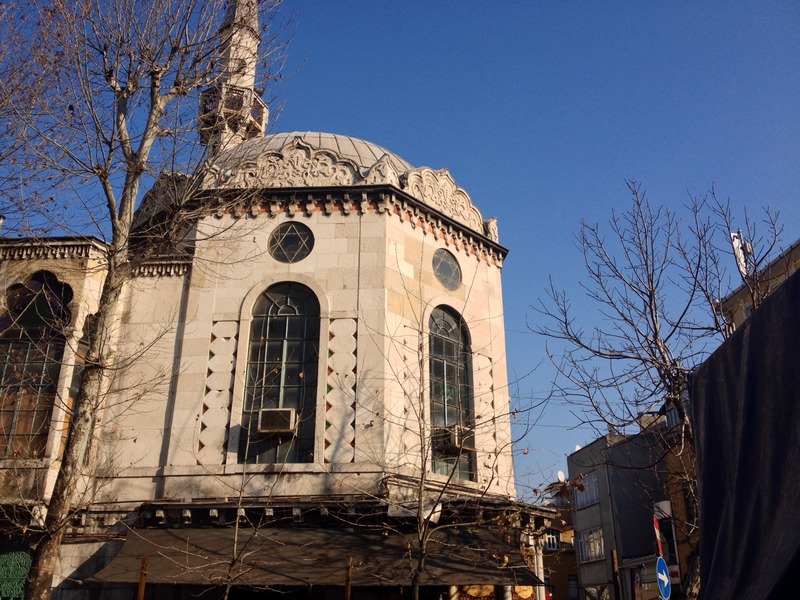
[575,445,582,452]
[557,470,565,482]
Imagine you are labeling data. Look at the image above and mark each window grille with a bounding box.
[429,306,475,481]
[239,283,319,464]
[0,272,71,459]
[574,471,600,509]
[577,526,605,563]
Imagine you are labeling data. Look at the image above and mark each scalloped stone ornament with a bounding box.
[402,167,484,233]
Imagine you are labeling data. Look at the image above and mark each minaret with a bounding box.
[199,0,268,153]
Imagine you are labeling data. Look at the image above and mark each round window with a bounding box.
[432,249,462,291]
[268,222,314,263]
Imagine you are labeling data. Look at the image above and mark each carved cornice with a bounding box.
[206,190,506,268]
[364,154,400,188]
[209,137,361,188]
[0,240,104,262]
[402,167,485,236]
[0,240,191,277]
[206,136,498,241]
[133,259,192,277]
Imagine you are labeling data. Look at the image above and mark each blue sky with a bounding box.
[270,1,800,491]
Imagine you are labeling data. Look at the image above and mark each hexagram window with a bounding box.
[239,282,320,464]
[429,306,475,481]
[432,249,461,291]
[268,222,314,264]
[0,271,72,459]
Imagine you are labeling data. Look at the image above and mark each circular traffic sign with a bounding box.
[656,556,671,600]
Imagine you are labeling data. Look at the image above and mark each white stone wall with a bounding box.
[92,198,514,503]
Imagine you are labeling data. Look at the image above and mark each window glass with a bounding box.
[429,306,474,480]
[577,527,605,563]
[574,471,600,509]
[567,575,579,600]
[545,530,560,551]
[0,272,72,458]
[268,222,314,263]
[432,249,462,290]
[239,283,320,464]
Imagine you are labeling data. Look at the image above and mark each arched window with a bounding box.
[429,306,475,481]
[239,283,320,464]
[0,271,72,458]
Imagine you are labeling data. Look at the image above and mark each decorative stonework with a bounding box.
[324,318,357,464]
[402,167,484,233]
[483,218,499,243]
[205,134,497,241]
[204,191,505,268]
[364,154,401,187]
[211,137,361,188]
[198,320,238,465]
[0,241,101,261]
[133,259,192,277]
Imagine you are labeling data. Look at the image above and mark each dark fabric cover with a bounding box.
[91,525,540,588]
[691,269,800,600]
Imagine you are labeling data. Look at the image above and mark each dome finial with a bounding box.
[199,0,268,154]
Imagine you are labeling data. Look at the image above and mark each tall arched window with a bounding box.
[429,306,475,481]
[239,283,320,464]
[0,271,72,458]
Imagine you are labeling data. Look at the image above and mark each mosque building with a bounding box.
[0,2,551,598]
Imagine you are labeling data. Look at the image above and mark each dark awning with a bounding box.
[90,525,541,588]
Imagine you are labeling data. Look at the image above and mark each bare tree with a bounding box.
[536,179,784,598]
[0,1,291,597]
[340,247,549,600]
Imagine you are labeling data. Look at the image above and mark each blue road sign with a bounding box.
[656,556,671,600]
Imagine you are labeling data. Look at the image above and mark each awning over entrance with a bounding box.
[91,525,541,588]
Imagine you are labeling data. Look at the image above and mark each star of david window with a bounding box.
[268,222,314,263]
[432,249,462,291]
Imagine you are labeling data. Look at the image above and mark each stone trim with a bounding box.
[206,135,491,238]
[0,240,103,261]
[132,259,192,277]
[0,240,192,277]
[207,189,506,268]
[403,167,484,235]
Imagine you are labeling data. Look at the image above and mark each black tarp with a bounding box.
[691,269,800,600]
[90,525,541,588]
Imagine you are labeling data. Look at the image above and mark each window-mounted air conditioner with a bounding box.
[451,425,475,450]
[257,408,297,433]
[435,426,475,453]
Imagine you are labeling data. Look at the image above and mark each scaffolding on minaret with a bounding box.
[199,0,268,154]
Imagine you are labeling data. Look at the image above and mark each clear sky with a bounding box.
[270,1,800,493]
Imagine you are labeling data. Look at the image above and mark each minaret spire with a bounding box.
[199,0,268,154]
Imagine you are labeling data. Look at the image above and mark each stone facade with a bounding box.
[0,133,533,596]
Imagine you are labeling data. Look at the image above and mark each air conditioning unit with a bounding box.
[257,408,297,433]
[434,426,475,454]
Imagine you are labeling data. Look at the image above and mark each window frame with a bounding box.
[574,471,600,509]
[545,529,561,552]
[268,222,315,264]
[567,574,579,600]
[428,305,475,481]
[577,526,605,563]
[0,271,73,460]
[237,282,321,465]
